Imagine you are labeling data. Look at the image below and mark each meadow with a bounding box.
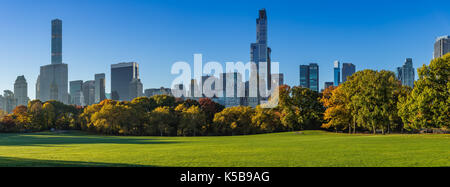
[0,131,448,167]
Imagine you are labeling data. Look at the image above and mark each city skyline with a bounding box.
[1,0,450,100]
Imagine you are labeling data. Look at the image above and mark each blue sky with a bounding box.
[0,0,449,99]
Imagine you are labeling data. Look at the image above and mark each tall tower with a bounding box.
[250,9,271,106]
[95,73,106,103]
[36,19,68,104]
[342,63,356,83]
[14,75,28,106]
[334,61,341,86]
[434,35,450,59]
[51,19,63,64]
[397,58,415,88]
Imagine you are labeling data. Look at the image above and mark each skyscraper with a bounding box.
[36,19,68,104]
[70,80,83,106]
[397,58,415,88]
[342,63,356,82]
[300,65,310,88]
[51,19,62,65]
[129,78,143,100]
[299,63,319,92]
[14,76,28,106]
[250,9,271,105]
[111,62,139,101]
[334,61,341,86]
[309,63,319,92]
[82,80,95,106]
[2,90,16,113]
[434,35,450,59]
[94,73,106,103]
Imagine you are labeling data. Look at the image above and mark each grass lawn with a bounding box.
[0,130,448,167]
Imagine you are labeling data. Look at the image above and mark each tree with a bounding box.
[150,106,175,136]
[178,106,206,136]
[213,106,255,135]
[151,95,176,108]
[252,106,283,133]
[398,54,450,130]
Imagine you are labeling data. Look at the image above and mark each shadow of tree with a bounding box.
[0,156,150,167]
[0,131,180,146]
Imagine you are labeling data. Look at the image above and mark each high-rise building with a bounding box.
[299,65,310,88]
[334,61,341,86]
[36,19,68,104]
[309,63,319,92]
[342,63,356,83]
[434,35,450,59]
[94,73,106,103]
[250,9,271,105]
[2,90,16,113]
[221,72,244,108]
[397,58,415,88]
[111,62,139,101]
[299,63,319,92]
[129,78,143,100]
[82,80,95,106]
[14,75,28,106]
[70,80,83,106]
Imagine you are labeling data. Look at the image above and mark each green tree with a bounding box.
[398,54,450,130]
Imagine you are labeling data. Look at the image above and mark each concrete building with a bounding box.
[342,63,356,83]
[129,78,143,100]
[94,73,106,103]
[334,61,341,86]
[397,58,415,88]
[2,90,16,113]
[82,80,95,106]
[144,87,172,97]
[434,35,450,59]
[14,75,28,106]
[36,19,68,104]
[70,80,83,106]
[111,62,139,101]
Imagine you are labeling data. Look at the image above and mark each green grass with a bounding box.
[0,131,449,167]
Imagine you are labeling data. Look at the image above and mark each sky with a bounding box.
[0,0,449,99]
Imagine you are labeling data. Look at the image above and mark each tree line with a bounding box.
[0,54,448,135]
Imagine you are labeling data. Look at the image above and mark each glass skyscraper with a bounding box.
[434,35,450,59]
[342,63,356,83]
[299,63,319,92]
[334,61,341,86]
[111,62,139,101]
[397,58,415,88]
[70,80,83,106]
[95,73,106,103]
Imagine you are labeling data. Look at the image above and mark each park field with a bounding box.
[0,131,449,167]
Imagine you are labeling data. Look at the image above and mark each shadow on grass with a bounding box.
[0,132,180,147]
[0,156,149,167]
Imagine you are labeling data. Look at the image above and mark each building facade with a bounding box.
[434,35,450,59]
[2,90,16,113]
[397,58,415,88]
[70,80,83,106]
[14,75,28,106]
[111,62,139,101]
[324,82,334,90]
[342,63,356,83]
[144,87,172,97]
[95,73,106,103]
[36,19,68,104]
[334,61,341,86]
[299,63,319,92]
[129,78,143,100]
[82,80,95,106]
